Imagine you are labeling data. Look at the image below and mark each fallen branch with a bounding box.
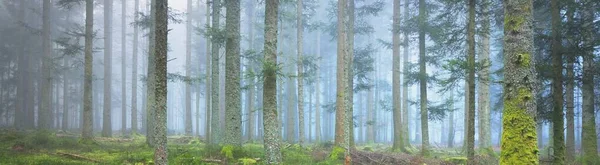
[201,158,222,163]
[55,151,101,163]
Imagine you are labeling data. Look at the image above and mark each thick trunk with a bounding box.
[297,0,305,146]
[466,0,476,160]
[152,0,168,163]
[82,0,94,140]
[550,0,565,163]
[478,0,491,151]
[224,0,242,147]
[184,0,193,136]
[392,0,404,152]
[121,0,128,135]
[210,0,221,146]
[581,1,597,163]
[263,0,283,162]
[103,0,114,137]
[131,0,139,134]
[500,0,538,163]
[418,0,429,156]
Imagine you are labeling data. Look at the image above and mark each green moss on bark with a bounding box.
[500,88,538,165]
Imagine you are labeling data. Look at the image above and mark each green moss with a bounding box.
[445,157,467,164]
[239,158,257,165]
[329,146,345,160]
[500,87,538,165]
[504,15,524,32]
[221,145,235,159]
[517,53,531,67]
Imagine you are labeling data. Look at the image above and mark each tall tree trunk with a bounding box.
[224,0,242,147]
[39,0,52,130]
[263,0,283,162]
[478,0,492,152]
[392,0,404,152]
[184,0,193,136]
[347,0,355,149]
[121,0,128,135]
[334,0,350,160]
[581,0,597,163]
[401,0,411,148]
[103,0,114,137]
[145,0,156,146]
[550,0,565,163]
[131,0,139,134]
[466,0,476,160]
[82,0,95,141]
[62,58,69,131]
[500,0,538,163]
[564,0,575,159]
[152,0,168,163]
[315,28,322,144]
[448,91,455,148]
[297,0,305,146]
[418,0,429,156]
[210,0,222,146]
[15,0,34,129]
[205,0,212,143]
[246,0,255,142]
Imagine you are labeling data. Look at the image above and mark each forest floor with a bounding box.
[0,129,500,165]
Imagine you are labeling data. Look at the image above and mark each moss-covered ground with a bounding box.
[0,130,502,165]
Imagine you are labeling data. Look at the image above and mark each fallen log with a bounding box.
[55,151,101,163]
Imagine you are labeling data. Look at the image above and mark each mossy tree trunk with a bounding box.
[334,0,349,155]
[500,0,538,164]
[224,0,242,147]
[263,0,283,163]
[466,0,476,160]
[82,0,94,141]
[210,0,222,146]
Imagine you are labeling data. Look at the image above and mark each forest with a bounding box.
[0,0,598,164]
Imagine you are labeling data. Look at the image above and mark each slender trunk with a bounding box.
[418,0,429,156]
[401,0,411,148]
[152,0,168,163]
[334,0,350,161]
[82,0,95,141]
[581,1,597,162]
[550,0,565,163]
[315,28,321,144]
[392,0,404,152]
[246,0,255,142]
[62,58,69,131]
[297,0,305,146]
[184,0,193,136]
[145,0,156,146]
[103,0,114,137]
[210,0,222,146]
[131,0,139,134]
[500,0,538,163]
[121,0,128,135]
[564,0,575,160]
[347,0,356,149]
[448,91,455,148]
[205,0,212,143]
[478,0,491,151]
[263,0,283,162]
[39,0,52,130]
[466,0,476,160]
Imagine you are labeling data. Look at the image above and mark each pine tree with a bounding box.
[152,0,168,163]
[297,0,305,146]
[392,0,404,152]
[131,0,140,134]
[500,0,538,163]
[477,0,492,152]
[224,0,242,147]
[40,0,53,130]
[121,0,128,135]
[418,0,429,156]
[580,0,597,163]
[184,0,193,136]
[210,0,222,146]
[465,0,475,160]
[263,0,283,163]
[82,0,95,141]
[550,0,565,163]
[103,0,114,138]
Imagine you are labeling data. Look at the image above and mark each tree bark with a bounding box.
[418,0,429,156]
[347,0,356,149]
[103,0,114,137]
[401,0,411,148]
[478,0,492,152]
[392,0,404,152]
[246,0,255,142]
[580,0,597,163]
[204,0,212,144]
[564,0,575,159]
[82,0,95,141]
[224,0,242,147]
[500,0,538,163]
[145,0,156,146]
[210,0,221,146]
[315,27,322,144]
[131,0,139,134]
[39,0,53,130]
[184,0,193,136]
[152,0,168,163]
[121,0,128,135]
[263,0,283,163]
[550,0,565,163]
[297,0,305,146]
[62,58,69,131]
[466,0,476,160]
